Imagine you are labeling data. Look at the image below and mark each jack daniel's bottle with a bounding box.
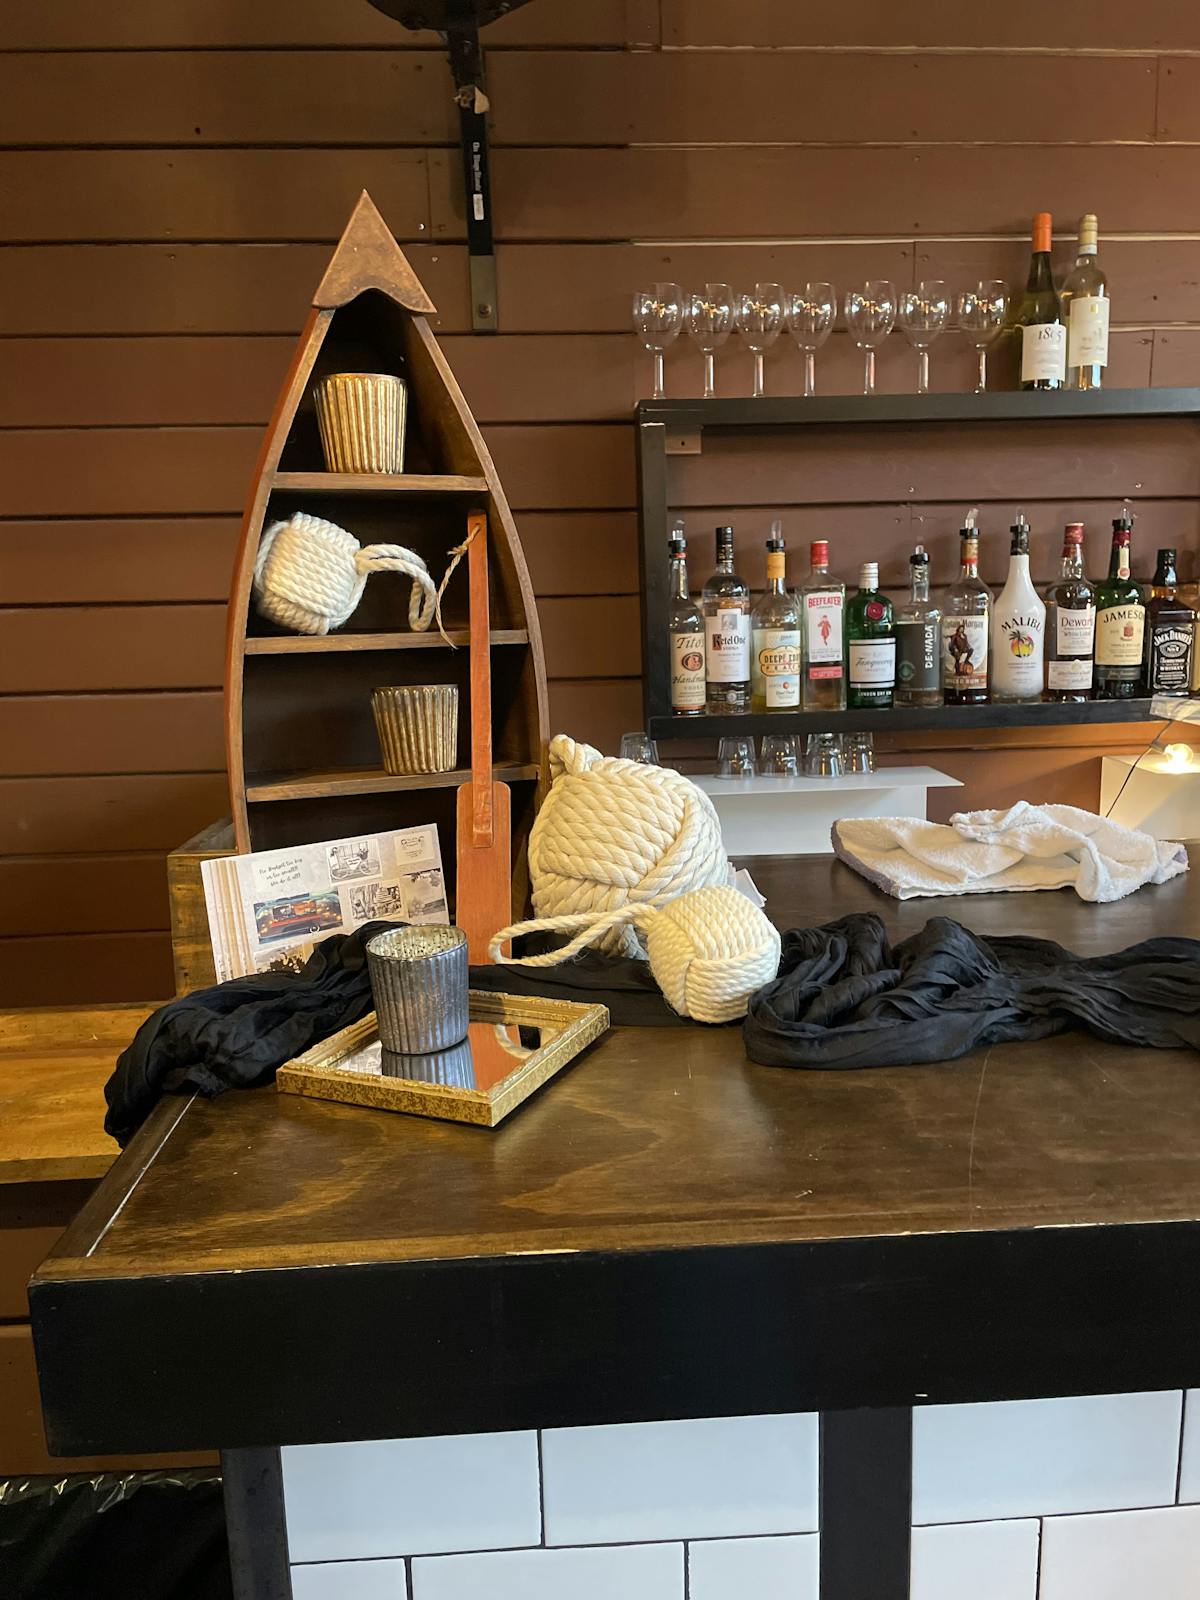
[1144,548,1195,697]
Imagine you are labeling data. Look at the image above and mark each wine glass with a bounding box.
[785,282,837,397]
[844,280,897,395]
[686,283,735,399]
[735,283,785,398]
[898,279,951,394]
[633,283,683,400]
[956,280,1010,393]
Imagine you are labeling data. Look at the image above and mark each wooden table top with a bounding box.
[30,854,1200,1456]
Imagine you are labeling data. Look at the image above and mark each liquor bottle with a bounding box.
[1184,572,1200,694]
[846,561,895,710]
[1094,515,1146,699]
[800,539,846,712]
[941,512,991,704]
[751,527,801,712]
[1044,523,1095,702]
[667,523,705,716]
[1015,212,1066,391]
[894,546,942,708]
[701,525,751,714]
[1062,213,1109,391]
[1144,547,1195,697]
[991,513,1046,704]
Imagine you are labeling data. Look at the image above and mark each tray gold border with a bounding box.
[276,990,610,1127]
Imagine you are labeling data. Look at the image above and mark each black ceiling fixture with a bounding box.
[367,0,537,330]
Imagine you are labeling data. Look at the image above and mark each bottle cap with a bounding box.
[1064,523,1085,541]
[668,537,686,555]
[716,525,734,546]
[1078,213,1099,253]
[810,539,830,565]
[1158,547,1177,563]
[1113,515,1133,532]
[960,506,979,534]
[859,561,879,588]
[1032,212,1053,252]
[766,538,785,553]
[910,545,930,567]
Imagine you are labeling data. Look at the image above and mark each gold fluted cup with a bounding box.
[314,372,406,474]
[372,685,458,775]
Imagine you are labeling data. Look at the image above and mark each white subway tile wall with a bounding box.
[290,1559,406,1600]
[1038,1505,1200,1600]
[910,1520,1040,1600]
[1179,1390,1199,1503]
[687,1533,819,1600]
[912,1391,1183,1524]
[410,1542,684,1600]
[540,1413,820,1544]
[281,1432,541,1563]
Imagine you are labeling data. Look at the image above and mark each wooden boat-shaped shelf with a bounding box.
[225,191,549,922]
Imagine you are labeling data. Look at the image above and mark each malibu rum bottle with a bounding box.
[751,527,801,711]
[667,525,705,716]
[991,513,1046,704]
[846,562,895,709]
[1144,548,1195,697]
[800,539,846,712]
[1094,516,1145,699]
[1044,523,1096,702]
[701,526,751,714]
[941,512,991,704]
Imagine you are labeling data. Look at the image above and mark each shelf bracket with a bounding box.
[665,429,702,456]
[446,3,498,332]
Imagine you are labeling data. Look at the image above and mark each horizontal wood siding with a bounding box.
[3,6,1200,1006]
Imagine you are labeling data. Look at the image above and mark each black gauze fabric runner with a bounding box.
[743,911,1200,1068]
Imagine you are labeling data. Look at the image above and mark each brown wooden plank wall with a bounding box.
[3,0,1200,1004]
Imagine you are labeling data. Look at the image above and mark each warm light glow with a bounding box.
[1164,742,1197,773]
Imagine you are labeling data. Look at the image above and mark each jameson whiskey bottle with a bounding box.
[667,526,705,716]
[991,514,1046,705]
[751,528,801,711]
[1044,523,1096,702]
[701,525,751,714]
[1094,515,1145,699]
[1144,547,1195,697]
[800,539,846,712]
[941,513,991,704]
[894,546,942,707]
[846,561,895,710]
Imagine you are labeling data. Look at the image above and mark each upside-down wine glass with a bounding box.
[686,283,735,399]
[898,279,951,394]
[956,280,1010,393]
[736,282,785,397]
[844,280,897,396]
[785,282,837,397]
[633,283,684,400]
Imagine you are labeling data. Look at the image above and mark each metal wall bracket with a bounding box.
[665,429,703,456]
[447,5,499,331]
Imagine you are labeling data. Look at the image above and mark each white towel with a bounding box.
[832,802,1189,903]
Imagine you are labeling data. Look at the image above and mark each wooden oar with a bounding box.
[456,511,512,963]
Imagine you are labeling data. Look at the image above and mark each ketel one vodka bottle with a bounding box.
[1144,547,1196,697]
[941,511,991,704]
[750,526,801,712]
[1044,523,1096,702]
[991,513,1046,704]
[666,525,705,716]
[800,539,846,712]
[701,525,751,714]
[846,562,895,710]
[894,545,943,708]
[1094,515,1145,699]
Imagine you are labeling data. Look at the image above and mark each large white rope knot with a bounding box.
[253,513,438,636]
[524,735,730,958]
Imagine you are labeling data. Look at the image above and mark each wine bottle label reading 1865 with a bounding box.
[1021,323,1066,384]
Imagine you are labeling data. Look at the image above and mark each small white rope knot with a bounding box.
[490,884,781,1024]
[253,513,439,636]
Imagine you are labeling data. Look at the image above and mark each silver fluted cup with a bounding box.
[372,684,458,774]
[313,372,406,474]
[367,925,470,1054]
[380,1037,476,1088]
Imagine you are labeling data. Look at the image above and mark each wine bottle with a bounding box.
[991,513,1046,704]
[750,525,801,711]
[1015,212,1066,391]
[894,546,942,708]
[941,512,991,704]
[1093,515,1145,699]
[846,562,895,710]
[800,539,846,712]
[1044,523,1095,703]
[667,522,705,716]
[1062,213,1109,391]
[1144,548,1195,697]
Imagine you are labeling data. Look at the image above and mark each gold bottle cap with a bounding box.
[1078,213,1099,252]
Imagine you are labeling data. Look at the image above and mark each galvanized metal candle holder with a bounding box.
[366,925,470,1054]
[372,684,458,774]
[313,372,407,474]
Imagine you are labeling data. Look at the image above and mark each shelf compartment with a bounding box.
[244,629,529,655]
[271,472,488,496]
[648,699,1160,741]
[246,762,541,804]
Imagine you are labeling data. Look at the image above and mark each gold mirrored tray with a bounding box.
[276,990,610,1127]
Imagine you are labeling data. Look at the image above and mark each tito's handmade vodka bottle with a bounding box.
[667,525,705,716]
